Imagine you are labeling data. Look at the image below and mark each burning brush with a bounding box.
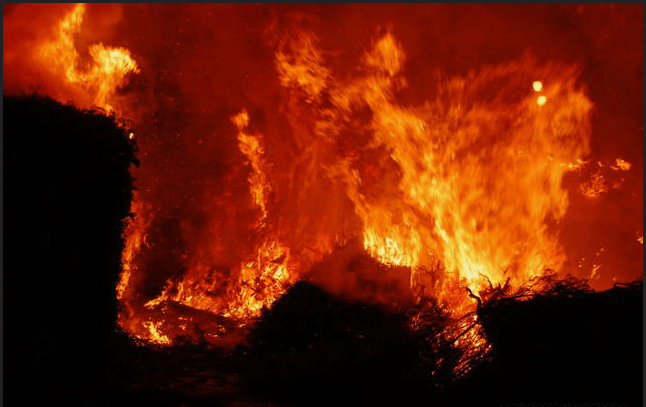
[3,3,642,407]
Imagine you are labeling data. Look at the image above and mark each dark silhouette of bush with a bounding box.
[448,277,643,407]
[238,276,642,407]
[242,281,429,406]
[4,95,138,406]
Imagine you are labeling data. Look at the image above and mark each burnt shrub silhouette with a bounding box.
[242,281,430,406]
[447,277,643,407]
[4,95,137,406]
[238,276,642,407]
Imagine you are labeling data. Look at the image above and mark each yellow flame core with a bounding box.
[142,321,171,344]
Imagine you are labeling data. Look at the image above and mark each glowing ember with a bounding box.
[127,108,297,340]
[536,95,547,106]
[581,171,608,198]
[611,158,632,171]
[142,321,171,344]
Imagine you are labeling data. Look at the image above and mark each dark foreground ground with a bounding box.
[111,279,642,407]
[5,96,643,407]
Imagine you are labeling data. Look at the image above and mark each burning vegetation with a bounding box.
[3,3,642,406]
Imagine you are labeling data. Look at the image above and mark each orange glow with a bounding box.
[580,171,608,198]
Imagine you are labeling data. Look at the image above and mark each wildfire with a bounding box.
[233,109,271,221]
[121,29,597,344]
[322,33,590,301]
[142,321,171,345]
[117,198,151,301]
[5,5,640,348]
[128,108,296,341]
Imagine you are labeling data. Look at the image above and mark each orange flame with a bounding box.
[295,33,593,309]
[13,6,635,346]
[117,197,151,301]
[22,3,138,113]
[118,29,599,344]
[233,110,271,221]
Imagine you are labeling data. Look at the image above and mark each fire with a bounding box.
[4,5,640,348]
[578,157,633,198]
[611,158,632,171]
[319,33,592,304]
[233,110,271,221]
[7,3,139,113]
[122,29,596,343]
[126,108,296,341]
[275,29,331,103]
[581,171,608,198]
[117,198,151,301]
[142,321,171,345]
